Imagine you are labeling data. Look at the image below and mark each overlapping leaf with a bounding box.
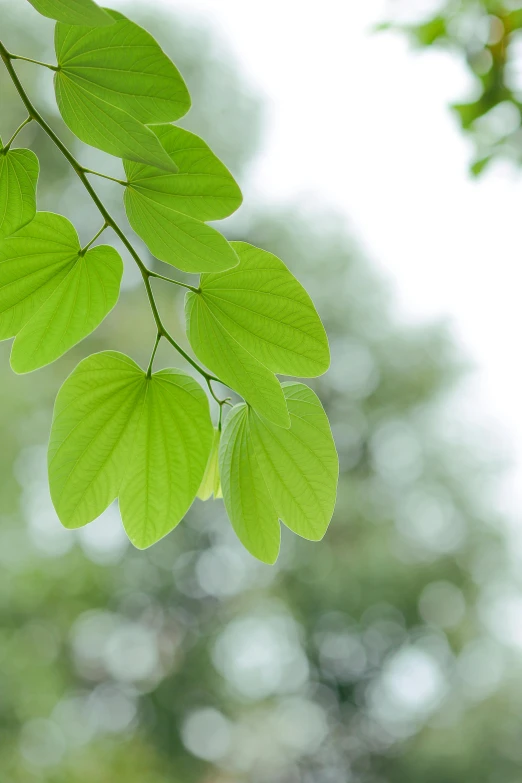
[0,143,39,239]
[48,351,213,547]
[26,0,113,26]
[0,212,122,372]
[54,11,190,170]
[219,383,338,563]
[197,428,222,501]
[185,242,330,426]
[123,125,241,272]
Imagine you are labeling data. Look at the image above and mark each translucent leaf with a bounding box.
[195,242,330,376]
[185,290,290,428]
[26,0,113,26]
[124,125,243,221]
[219,384,338,563]
[197,427,222,501]
[0,147,39,240]
[124,187,239,273]
[120,369,213,548]
[54,11,190,168]
[0,212,122,372]
[49,352,213,546]
[219,404,280,563]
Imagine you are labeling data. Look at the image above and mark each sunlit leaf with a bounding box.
[0,146,39,240]
[0,212,122,372]
[185,290,290,428]
[197,427,222,501]
[219,383,338,562]
[26,0,113,26]
[124,125,243,221]
[54,11,190,168]
[49,352,213,545]
[219,404,280,563]
[124,187,239,272]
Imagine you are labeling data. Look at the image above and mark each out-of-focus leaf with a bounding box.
[26,0,113,26]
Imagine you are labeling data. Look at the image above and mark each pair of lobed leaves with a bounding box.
[49,352,338,563]
[8,0,339,560]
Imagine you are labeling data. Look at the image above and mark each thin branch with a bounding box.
[8,53,59,71]
[147,269,199,293]
[2,116,32,152]
[82,167,128,186]
[0,41,226,391]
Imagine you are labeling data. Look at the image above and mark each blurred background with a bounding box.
[2,0,522,780]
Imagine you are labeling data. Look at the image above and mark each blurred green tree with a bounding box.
[0,2,518,782]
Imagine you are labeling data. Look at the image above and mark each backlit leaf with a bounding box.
[26,0,113,26]
[0,146,39,240]
[195,242,330,376]
[219,384,338,562]
[185,290,290,428]
[0,212,122,372]
[124,125,242,221]
[124,187,239,273]
[219,404,280,563]
[49,352,214,546]
[54,11,190,168]
[197,427,222,501]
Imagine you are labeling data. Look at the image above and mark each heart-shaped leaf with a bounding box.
[0,146,39,240]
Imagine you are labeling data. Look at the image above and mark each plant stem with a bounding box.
[0,41,226,395]
[147,269,199,293]
[147,332,161,378]
[80,222,109,255]
[82,168,128,187]
[2,116,32,152]
[8,53,58,71]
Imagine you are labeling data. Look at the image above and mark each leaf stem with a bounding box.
[82,168,128,186]
[147,332,161,378]
[2,115,32,153]
[0,42,226,391]
[80,222,109,255]
[147,269,199,293]
[8,53,59,71]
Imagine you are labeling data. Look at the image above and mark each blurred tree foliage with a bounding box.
[385,0,522,174]
[0,2,519,782]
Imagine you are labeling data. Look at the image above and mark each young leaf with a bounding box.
[120,369,214,548]
[124,189,239,273]
[219,384,338,563]
[0,212,122,372]
[54,11,190,168]
[197,427,222,501]
[26,0,114,26]
[48,352,214,547]
[219,404,281,563]
[196,242,330,376]
[124,125,243,221]
[0,147,39,240]
[185,290,290,428]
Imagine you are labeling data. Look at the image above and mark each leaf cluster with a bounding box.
[0,0,338,562]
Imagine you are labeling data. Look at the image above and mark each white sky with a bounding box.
[115,0,522,514]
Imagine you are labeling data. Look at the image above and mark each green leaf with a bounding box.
[0,212,122,372]
[197,427,222,501]
[26,0,113,26]
[124,187,239,273]
[120,368,213,548]
[185,290,290,428]
[219,404,280,563]
[219,383,338,563]
[54,11,190,168]
[195,242,330,376]
[124,125,243,221]
[0,147,39,240]
[48,352,214,546]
